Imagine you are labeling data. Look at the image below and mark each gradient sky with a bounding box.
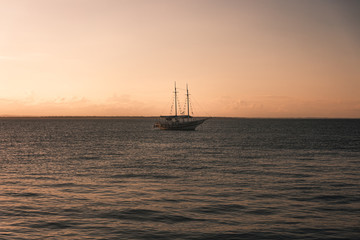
[1,0,360,117]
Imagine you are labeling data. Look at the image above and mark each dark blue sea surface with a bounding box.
[1,118,359,239]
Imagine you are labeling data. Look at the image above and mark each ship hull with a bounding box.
[154,119,207,131]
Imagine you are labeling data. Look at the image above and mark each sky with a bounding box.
[1,0,360,117]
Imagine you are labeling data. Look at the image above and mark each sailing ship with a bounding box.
[154,83,209,130]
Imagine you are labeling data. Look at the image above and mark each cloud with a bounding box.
[1,94,359,118]
[211,95,360,118]
[0,95,157,117]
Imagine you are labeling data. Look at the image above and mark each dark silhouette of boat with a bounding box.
[154,83,209,131]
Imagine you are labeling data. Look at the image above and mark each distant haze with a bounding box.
[1,0,359,117]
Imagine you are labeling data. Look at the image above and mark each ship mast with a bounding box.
[186,84,190,120]
[174,82,178,117]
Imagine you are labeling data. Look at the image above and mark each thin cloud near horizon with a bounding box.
[1,95,359,118]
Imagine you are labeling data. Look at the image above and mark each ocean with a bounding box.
[1,118,359,239]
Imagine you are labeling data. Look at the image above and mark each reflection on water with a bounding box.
[1,118,360,239]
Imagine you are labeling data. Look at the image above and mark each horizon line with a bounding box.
[0,115,359,120]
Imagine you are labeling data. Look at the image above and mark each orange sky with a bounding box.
[1,0,360,117]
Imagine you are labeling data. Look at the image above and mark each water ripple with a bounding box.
[1,118,359,239]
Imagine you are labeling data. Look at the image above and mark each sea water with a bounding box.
[1,118,359,239]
